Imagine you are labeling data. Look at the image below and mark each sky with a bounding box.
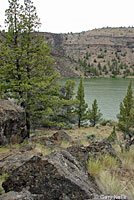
[0,0,134,33]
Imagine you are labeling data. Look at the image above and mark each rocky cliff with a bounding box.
[42,27,134,78]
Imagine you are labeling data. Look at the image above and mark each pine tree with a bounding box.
[88,99,102,126]
[117,81,133,137]
[46,80,78,129]
[64,80,75,100]
[75,78,88,128]
[117,81,134,151]
[0,0,59,137]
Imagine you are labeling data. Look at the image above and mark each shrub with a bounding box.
[97,54,104,59]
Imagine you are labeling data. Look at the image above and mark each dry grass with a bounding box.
[34,144,53,155]
[80,140,89,146]
[119,147,134,170]
[87,140,134,198]
[60,140,71,148]
[67,126,113,143]
[101,154,119,170]
[0,126,134,198]
[88,154,119,177]
[87,153,128,195]
[88,158,103,177]
[126,183,134,200]
[96,171,125,195]
[0,146,10,153]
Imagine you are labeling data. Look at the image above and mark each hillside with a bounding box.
[42,27,134,78]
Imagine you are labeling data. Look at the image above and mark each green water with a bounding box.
[59,78,134,121]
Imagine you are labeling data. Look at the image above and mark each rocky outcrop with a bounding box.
[67,140,118,170]
[0,150,34,175]
[31,130,72,148]
[0,99,26,145]
[2,150,101,200]
[86,140,117,158]
[67,145,89,170]
[0,190,42,200]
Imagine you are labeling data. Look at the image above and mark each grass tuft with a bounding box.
[96,171,125,194]
[88,158,103,177]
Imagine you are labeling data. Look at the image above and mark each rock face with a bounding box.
[2,150,101,200]
[0,150,34,175]
[0,99,26,145]
[67,145,89,170]
[42,27,134,78]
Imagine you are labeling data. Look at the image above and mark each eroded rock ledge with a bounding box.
[2,150,101,200]
[0,99,26,145]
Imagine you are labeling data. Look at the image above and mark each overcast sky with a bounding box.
[0,0,134,33]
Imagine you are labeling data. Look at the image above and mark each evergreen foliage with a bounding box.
[88,99,102,126]
[75,78,88,128]
[62,80,78,125]
[41,80,78,129]
[64,80,75,100]
[117,81,134,151]
[117,81,134,137]
[0,0,59,136]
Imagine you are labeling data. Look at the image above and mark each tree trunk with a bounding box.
[26,111,30,138]
[78,118,81,128]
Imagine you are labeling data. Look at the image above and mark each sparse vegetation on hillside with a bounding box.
[43,27,134,78]
[1,1,134,199]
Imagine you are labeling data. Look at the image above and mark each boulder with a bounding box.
[50,130,72,143]
[19,145,33,152]
[67,145,89,170]
[2,150,101,200]
[0,99,26,145]
[0,189,43,200]
[0,151,34,175]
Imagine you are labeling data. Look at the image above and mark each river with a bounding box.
[59,78,134,121]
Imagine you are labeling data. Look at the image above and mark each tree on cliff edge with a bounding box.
[0,0,59,137]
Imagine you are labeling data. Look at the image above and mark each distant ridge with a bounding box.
[42,27,134,78]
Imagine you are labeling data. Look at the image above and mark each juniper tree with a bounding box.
[46,80,78,129]
[117,81,133,137]
[88,99,102,126]
[75,78,88,128]
[107,126,117,143]
[0,0,59,137]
